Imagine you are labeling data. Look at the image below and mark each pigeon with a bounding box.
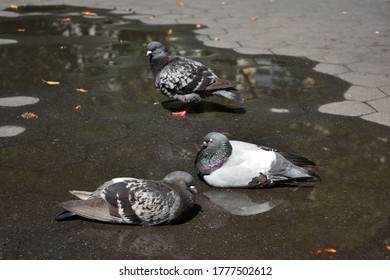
[146,41,243,116]
[195,132,321,188]
[55,171,197,226]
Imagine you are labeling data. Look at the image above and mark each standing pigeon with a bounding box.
[195,132,321,188]
[55,171,197,225]
[146,41,243,116]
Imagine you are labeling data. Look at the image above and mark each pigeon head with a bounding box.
[201,132,229,149]
[196,132,233,175]
[146,41,169,59]
[162,171,197,194]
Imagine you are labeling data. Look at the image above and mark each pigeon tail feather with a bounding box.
[212,90,244,103]
[55,210,76,221]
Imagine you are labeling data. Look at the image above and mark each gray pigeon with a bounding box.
[55,171,197,225]
[146,41,243,116]
[195,132,321,188]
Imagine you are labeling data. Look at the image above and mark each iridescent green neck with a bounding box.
[196,141,232,175]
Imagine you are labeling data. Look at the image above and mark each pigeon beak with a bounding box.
[189,185,197,194]
[146,50,152,56]
[200,141,207,149]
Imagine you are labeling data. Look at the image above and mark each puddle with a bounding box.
[0,6,389,260]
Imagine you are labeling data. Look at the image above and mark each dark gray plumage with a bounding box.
[195,132,321,188]
[146,41,243,116]
[55,171,197,226]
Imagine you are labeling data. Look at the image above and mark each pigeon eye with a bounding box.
[179,179,186,185]
[209,138,213,143]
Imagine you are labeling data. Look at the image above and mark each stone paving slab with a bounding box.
[0,0,389,127]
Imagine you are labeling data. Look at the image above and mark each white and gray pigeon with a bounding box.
[55,171,197,226]
[195,132,321,188]
[146,41,243,116]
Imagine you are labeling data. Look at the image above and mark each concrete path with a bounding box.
[1,0,389,128]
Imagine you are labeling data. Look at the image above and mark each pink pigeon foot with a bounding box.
[172,110,187,117]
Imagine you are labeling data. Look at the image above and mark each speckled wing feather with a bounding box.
[102,180,177,225]
[157,57,216,98]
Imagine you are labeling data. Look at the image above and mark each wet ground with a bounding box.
[0,5,389,259]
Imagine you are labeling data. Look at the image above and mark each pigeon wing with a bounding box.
[103,180,177,225]
[158,57,216,95]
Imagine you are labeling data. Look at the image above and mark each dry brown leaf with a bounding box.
[10,4,18,10]
[149,15,156,20]
[62,18,71,22]
[20,112,38,119]
[324,248,337,253]
[167,29,173,36]
[385,245,390,250]
[310,249,323,255]
[195,24,202,28]
[75,105,82,110]
[17,28,25,32]
[251,15,259,21]
[81,11,98,16]
[75,88,88,93]
[42,79,60,85]
[176,0,185,6]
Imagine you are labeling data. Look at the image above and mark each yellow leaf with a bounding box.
[75,105,82,110]
[75,88,88,93]
[20,112,38,119]
[42,79,60,85]
[324,248,337,253]
[167,28,173,36]
[81,11,98,16]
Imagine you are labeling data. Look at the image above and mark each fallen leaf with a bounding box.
[42,79,60,85]
[324,248,337,253]
[310,249,323,255]
[303,77,316,87]
[322,147,330,151]
[251,15,259,21]
[75,88,88,93]
[167,28,173,36]
[20,112,38,119]
[149,15,156,20]
[62,18,71,22]
[176,0,185,6]
[81,11,98,16]
[385,245,390,250]
[75,105,82,110]
[195,24,202,28]
[10,4,18,10]
[17,28,25,32]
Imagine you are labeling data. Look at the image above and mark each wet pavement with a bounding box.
[0,5,389,260]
